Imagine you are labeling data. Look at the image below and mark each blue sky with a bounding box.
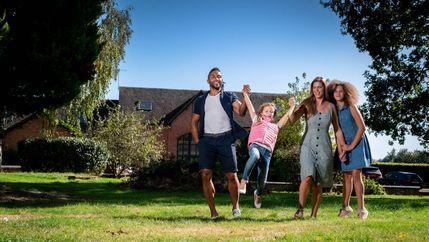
[107,0,423,159]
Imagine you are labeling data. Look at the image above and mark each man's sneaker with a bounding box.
[232,208,241,217]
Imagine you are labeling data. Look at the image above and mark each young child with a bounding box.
[328,80,372,219]
[238,85,295,208]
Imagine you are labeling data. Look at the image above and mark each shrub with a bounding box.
[89,107,165,177]
[130,159,201,190]
[373,162,429,182]
[1,149,20,165]
[363,175,386,195]
[333,171,386,195]
[270,145,301,183]
[19,137,108,174]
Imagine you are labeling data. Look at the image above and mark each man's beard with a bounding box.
[210,81,222,90]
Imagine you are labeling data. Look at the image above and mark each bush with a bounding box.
[130,159,201,190]
[1,149,20,165]
[363,175,386,195]
[270,145,301,184]
[19,137,108,174]
[373,162,429,182]
[89,107,165,177]
[333,171,386,195]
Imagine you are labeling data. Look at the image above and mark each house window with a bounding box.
[137,101,152,111]
[177,133,198,161]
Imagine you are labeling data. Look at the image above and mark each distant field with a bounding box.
[1,172,428,241]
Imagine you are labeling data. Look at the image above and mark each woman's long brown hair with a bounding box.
[299,76,328,117]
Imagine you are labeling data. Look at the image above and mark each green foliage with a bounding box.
[0,0,104,120]
[363,175,386,195]
[270,146,300,183]
[268,73,309,182]
[18,137,108,174]
[63,0,133,123]
[323,0,429,148]
[89,107,165,177]
[130,159,200,190]
[373,161,429,183]
[380,148,429,164]
[0,10,9,40]
[333,171,385,195]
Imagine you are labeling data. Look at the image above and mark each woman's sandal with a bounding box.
[338,205,353,218]
[294,208,304,219]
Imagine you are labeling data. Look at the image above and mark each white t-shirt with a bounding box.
[204,93,232,134]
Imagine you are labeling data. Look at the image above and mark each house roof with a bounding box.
[119,86,288,128]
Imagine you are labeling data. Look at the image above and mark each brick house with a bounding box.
[119,86,288,161]
[0,114,72,164]
[1,87,288,163]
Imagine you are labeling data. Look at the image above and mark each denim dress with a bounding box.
[337,105,372,171]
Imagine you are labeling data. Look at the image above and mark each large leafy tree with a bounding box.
[64,0,132,121]
[323,0,429,148]
[0,0,105,120]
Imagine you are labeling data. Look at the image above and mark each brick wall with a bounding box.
[3,117,70,151]
[165,105,194,160]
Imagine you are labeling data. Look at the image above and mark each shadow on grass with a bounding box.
[112,214,295,223]
[1,180,429,212]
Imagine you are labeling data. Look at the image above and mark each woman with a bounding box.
[289,76,344,219]
[328,80,371,219]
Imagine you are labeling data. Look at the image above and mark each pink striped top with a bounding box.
[248,120,279,152]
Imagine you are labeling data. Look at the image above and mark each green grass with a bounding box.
[1,172,428,241]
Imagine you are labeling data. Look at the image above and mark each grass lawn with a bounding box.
[1,173,428,241]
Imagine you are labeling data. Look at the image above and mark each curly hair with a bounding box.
[327,80,359,106]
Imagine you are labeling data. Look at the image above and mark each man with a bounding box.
[191,67,248,219]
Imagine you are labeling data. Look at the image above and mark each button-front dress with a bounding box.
[300,104,334,187]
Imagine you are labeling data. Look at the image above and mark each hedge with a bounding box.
[372,162,429,182]
[18,137,109,174]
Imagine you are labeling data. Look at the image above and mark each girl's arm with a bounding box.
[277,97,295,128]
[343,104,366,151]
[242,85,257,121]
[331,104,347,161]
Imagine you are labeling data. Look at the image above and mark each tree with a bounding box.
[269,73,309,182]
[89,107,165,177]
[63,0,133,123]
[381,148,429,164]
[0,0,105,120]
[322,0,429,149]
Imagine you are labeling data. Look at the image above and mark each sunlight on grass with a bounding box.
[1,173,429,241]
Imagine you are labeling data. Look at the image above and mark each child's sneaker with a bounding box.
[232,208,241,217]
[338,205,353,218]
[357,208,369,220]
